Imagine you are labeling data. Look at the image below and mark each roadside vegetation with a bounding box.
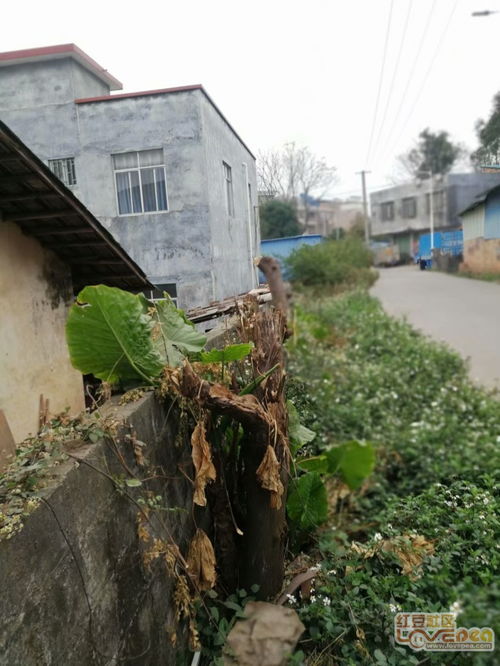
[285,237,377,291]
[286,290,500,665]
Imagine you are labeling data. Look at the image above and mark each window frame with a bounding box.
[381,201,395,222]
[113,150,169,217]
[401,196,417,219]
[223,161,234,216]
[48,157,77,187]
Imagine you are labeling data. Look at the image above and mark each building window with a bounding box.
[425,190,445,215]
[142,283,177,306]
[381,201,395,221]
[402,197,417,219]
[223,162,234,216]
[48,157,77,186]
[113,149,168,216]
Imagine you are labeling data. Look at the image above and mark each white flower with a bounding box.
[389,604,397,613]
[286,594,296,604]
[327,569,337,575]
[373,532,383,542]
[449,600,463,615]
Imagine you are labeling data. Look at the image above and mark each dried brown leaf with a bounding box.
[191,421,216,506]
[186,528,217,590]
[256,445,284,509]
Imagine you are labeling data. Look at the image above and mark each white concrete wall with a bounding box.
[200,94,259,300]
[0,223,85,443]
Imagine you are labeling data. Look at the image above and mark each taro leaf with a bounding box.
[256,445,284,509]
[200,342,254,364]
[66,285,163,385]
[287,472,328,529]
[145,296,206,367]
[287,401,316,454]
[191,421,216,506]
[325,440,375,490]
[186,528,217,590]
[296,455,328,474]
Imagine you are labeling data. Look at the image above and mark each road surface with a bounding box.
[371,266,500,390]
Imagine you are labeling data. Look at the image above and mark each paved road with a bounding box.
[371,266,500,390]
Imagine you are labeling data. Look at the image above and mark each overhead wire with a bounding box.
[365,0,395,167]
[381,0,460,164]
[370,0,414,166]
[370,0,438,168]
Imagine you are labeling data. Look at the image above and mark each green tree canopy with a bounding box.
[472,91,500,166]
[398,128,463,177]
[259,199,302,239]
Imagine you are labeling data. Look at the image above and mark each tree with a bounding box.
[259,199,302,239]
[472,91,500,166]
[257,143,337,222]
[397,128,463,178]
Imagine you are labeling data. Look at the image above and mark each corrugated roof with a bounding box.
[0,120,152,293]
[459,184,500,217]
[0,44,123,90]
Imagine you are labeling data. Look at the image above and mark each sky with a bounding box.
[3,0,500,199]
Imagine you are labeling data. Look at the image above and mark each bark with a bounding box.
[257,257,289,317]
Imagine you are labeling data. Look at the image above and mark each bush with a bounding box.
[285,238,374,288]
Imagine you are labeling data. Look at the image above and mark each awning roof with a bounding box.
[0,120,152,293]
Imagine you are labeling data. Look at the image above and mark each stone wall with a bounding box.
[0,393,194,665]
[461,237,500,274]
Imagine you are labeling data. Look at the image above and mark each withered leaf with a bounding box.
[186,528,217,590]
[256,445,284,509]
[191,421,216,506]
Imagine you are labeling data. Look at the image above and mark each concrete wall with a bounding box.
[462,237,500,274]
[0,58,259,309]
[0,393,194,665]
[75,90,213,307]
[200,94,259,300]
[370,173,500,238]
[0,223,85,443]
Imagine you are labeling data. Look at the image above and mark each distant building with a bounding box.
[0,120,150,458]
[299,197,363,236]
[460,184,500,274]
[0,44,259,309]
[370,173,500,259]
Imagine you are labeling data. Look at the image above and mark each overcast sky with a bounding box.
[3,0,500,198]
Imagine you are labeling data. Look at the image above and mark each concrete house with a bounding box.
[0,120,151,463]
[0,44,260,309]
[460,184,500,274]
[370,173,500,260]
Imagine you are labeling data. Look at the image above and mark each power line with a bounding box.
[370,0,414,165]
[382,0,460,163]
[371,0,438,167]
[365,0,395,167]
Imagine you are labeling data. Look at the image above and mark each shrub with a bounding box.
[285,238,374,288]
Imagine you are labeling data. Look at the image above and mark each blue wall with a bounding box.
[484,189,500,239]
[260,234,323,282]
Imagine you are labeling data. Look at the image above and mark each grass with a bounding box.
[456,270,500,284]
[286,290,500,665]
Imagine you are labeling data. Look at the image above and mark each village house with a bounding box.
[460,183,500,274]
[0,120,151,464]
[0,44,260,309]
[370,173,500,260]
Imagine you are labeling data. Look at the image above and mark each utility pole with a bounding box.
[356,170,371,243]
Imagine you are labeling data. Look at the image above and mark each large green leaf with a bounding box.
[296,455,328,473]
[287,400,316,454]
[66,285,164,384]
[287,472,328,529]
[325,440,375,490]
[146,296,207,367]
[200,342,254,364]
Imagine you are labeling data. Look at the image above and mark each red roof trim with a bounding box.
[75,85,255,159]
[0,43,122,90]
[75,84,203,104]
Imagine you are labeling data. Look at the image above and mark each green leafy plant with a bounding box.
[66,285,166,384]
